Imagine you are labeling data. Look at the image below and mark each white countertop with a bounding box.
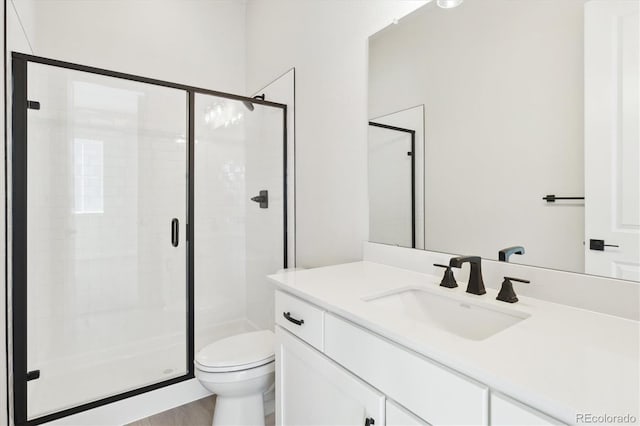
[268,261,640,425]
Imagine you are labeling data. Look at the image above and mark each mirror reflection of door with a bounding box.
[584,0,640,281]
[368,105,425,249]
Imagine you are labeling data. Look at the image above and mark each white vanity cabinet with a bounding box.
[324,313,488,425]
[275,326,385,426]
[386,401,429,426]
[274,290,564,426]
[490,393,563,425]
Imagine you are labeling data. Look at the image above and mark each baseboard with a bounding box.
[48,379,210,426]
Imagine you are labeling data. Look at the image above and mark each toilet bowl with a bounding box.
[195,330,275,426]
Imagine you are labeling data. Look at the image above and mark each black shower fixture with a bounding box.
[242,93,266,111]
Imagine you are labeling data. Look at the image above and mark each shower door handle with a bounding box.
[171,218,179,247]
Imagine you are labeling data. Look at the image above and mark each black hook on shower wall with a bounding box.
[251,190,269,208]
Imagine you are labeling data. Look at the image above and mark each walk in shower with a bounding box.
[10,53,287,425]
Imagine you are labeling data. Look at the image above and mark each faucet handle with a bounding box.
[505,276,530,284]
[433,264,458,288]
[497,276,530,303]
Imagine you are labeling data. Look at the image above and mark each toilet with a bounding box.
[195,330,275,426]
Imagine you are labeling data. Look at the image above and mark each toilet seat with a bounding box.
[195,330,275,373]
[195,356,274,373]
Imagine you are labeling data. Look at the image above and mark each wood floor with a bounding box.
[127,396,275,426]
[127,396,215,426]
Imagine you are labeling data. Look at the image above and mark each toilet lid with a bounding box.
[196,330,275,371]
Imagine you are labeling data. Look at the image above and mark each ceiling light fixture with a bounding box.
[437,0,463,9]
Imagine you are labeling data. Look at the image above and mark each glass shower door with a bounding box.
[18,60,190,420]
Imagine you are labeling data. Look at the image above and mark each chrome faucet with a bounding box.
[449,256,486,295]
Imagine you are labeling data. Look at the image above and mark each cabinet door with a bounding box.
[386,401,429,426]
[491,393,564,425]
[276,326,385,426]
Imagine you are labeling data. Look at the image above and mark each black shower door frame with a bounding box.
[368,121,416,249]
[9,52,288,426]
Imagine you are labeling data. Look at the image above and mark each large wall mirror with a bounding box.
[368,0,639,281]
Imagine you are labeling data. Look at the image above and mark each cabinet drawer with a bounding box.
[325,313,488,425]
[275,290,324,350]
[491,393,564,425]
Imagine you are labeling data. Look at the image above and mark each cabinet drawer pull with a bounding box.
[365,417,375,426]
[283,311,304,326]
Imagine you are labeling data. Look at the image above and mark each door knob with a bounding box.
[589,239,619,251]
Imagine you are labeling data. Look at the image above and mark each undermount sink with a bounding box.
[364,287,530,341]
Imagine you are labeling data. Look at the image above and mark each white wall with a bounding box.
[369,0,587,273]
[245,0,428,268]
[10,0,247,92]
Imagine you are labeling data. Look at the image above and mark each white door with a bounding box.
[584,0,640,280]
[275,326,385,426]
